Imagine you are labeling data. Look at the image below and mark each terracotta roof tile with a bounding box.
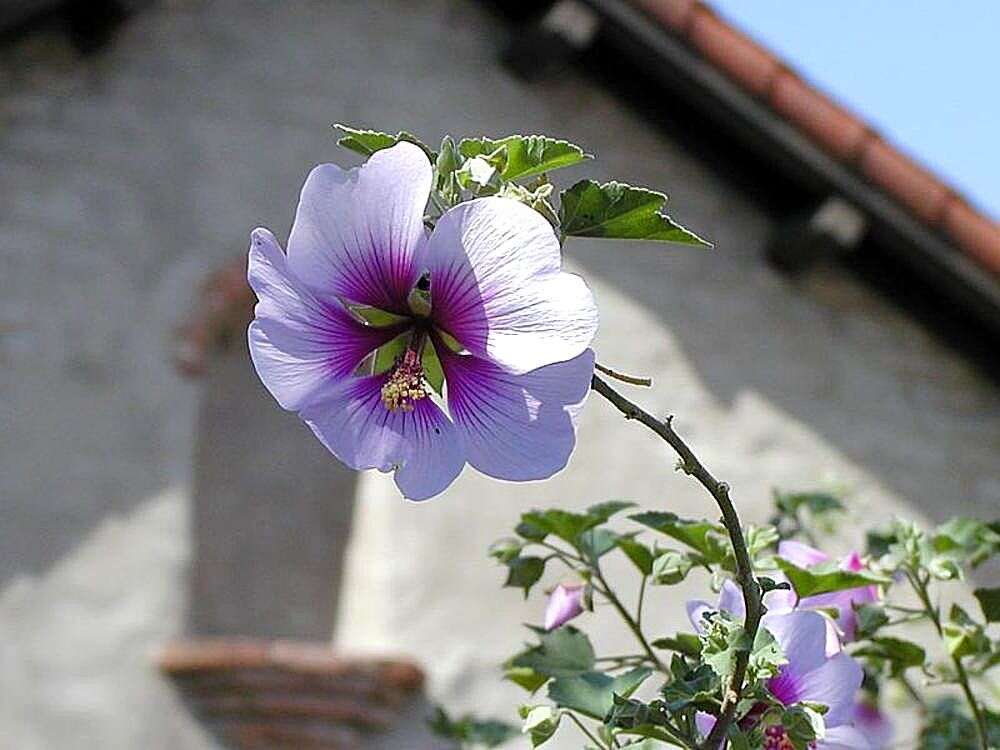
[630,0,1000,277]
[633,0,698,32]
[943,199,1000,271]
[769,71,870,162]
[860,137,951,225]
[688,6,780,96]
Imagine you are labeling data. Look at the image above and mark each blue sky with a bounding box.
[709,0,998,219]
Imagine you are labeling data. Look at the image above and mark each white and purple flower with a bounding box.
[693,609,868,749]
[247,143,598,500]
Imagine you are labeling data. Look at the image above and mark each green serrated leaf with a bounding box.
[489,538,523,564]
[333,123,435,161]
[505,666,549,694]
[520,509,603,547]
[701,614,753,684]
[774,491,845,518]
[579,527,618,562]
[617,535,655,575]
[651,632,702,658]
[974,587,1000,623]
[651,550,695,585]
[510,626,596,679]
[853,603,890,639]
[559,180,711,246]
[548,667,651,720]
[459,134,589,182]
[852,636,926,676]
[504,556,546,597]
[933,518,1000,568]
[780,705,826,748]
[630,512,729,562]
[775,558,889,598]
[521,705,560,747]
[427,706,520,748]
[943,604,990,659]
[660,663,719,713]
[588,500,637,522]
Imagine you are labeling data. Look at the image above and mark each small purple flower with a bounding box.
[778,541,880,642]
[544,582,586,631]
[247,143,598,500]
[851,699,893,749]
[696,610,867,749]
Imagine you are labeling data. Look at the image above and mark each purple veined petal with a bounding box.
[784,651,864,728]
[778,539,831,568]
[695,712,720,748]
[819,725,876,750]
[851,701,893,749]
[544,583,585,631]
[425,198,599,375]
[287,142,432,312]
[686,600,714,633]
[762,610,831,679]
[247,228,397,411]
[439,347,594,481]
[718,579,747,621]
[300,375,465,501]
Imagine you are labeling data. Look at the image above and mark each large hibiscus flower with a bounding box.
[247,142,598,500]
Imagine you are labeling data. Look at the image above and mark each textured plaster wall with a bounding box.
[1,0,997,747]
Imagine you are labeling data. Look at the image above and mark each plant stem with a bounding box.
[593,565,667,673]
[591,375,763,750]
[906,569,988,750]
[595,362,653,387]
[566,711,611,749]
[637,575,648,629]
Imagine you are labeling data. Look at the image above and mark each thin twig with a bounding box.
[591,375,762,750]
[566,711,610,749]
[906,569,988,749]
[595,362,653,387]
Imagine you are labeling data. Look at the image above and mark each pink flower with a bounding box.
[544,583,585,630]
[778,541,880,642]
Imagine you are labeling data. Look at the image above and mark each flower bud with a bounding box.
[543,582,585,631]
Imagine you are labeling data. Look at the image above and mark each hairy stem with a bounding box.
[591,375,763,750]
[906,570,988,750]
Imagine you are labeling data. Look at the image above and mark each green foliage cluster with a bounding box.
[429,494,1000,749]
[333,125,710,248]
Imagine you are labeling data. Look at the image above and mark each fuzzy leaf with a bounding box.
[974,587,1000,623]
[459,135,589,181]
[630,512,729,562]
[510,626,596,679]
[559,180,711,246]
[775,558,889,598]
[333,123,435,161]
[651,633,702,658]
[548,667,651,720]
[617,535,655,575]
[428,707,519,748]
[504,557,546,597]
[852,636,926,676]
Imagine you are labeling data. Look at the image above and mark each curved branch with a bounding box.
[591,375,762,750]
